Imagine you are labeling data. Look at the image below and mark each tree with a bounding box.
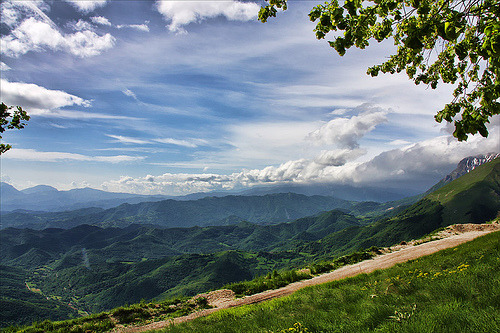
[1,103,30,154]
[259,0,500,141]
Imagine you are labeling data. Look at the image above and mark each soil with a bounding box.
[112,221,500,333]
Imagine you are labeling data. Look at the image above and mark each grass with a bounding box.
[159,230,500,333]
[223,248,379,297]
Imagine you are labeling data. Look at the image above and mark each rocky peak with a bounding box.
[445,153,500,182]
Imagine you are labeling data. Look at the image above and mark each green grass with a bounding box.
[158,230,500,333]
[427,157,499,205]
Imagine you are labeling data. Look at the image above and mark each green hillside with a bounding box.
[427,156,500,225]
[0,210,360,324]
[157,230,500,333]
[0,265,79,328]
[6,229,499,333]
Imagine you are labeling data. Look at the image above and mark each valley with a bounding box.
[1,155,499,331]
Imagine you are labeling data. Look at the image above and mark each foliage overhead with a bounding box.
[259,0,500,141]
[0,102,30,154]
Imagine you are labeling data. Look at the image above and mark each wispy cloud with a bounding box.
[3,148,144,163]
[106,134,151,145]
[117,23,150,32]
[153,138,199,148]
[106,134,208,148]
[122,88,138,100]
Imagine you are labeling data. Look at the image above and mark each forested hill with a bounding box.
[0,193,354,230]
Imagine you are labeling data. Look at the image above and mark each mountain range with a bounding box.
[1,154,499,327]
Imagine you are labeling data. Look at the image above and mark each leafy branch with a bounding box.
[259,0,500,141]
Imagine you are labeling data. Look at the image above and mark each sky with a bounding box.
[1,0,499,196]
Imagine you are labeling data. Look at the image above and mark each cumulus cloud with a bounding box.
[314,149,367,166]
[64,0,108,13]
[1,0,49,27]
[67,19,94,31]
[2,149,144,163]
[0,79,90,115]
[155,0,260,32]
[1,17,115,58]
[91,16,112,26]
[100,121,500,195]
[307,105,388,149]
[102,173,234,195]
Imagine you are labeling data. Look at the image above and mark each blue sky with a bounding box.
[1,0,499,196]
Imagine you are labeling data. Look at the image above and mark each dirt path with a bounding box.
[114,223,499,333]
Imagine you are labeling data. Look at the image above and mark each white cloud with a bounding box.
[64,0,108,13]
[99,122,500,195]
[307,105,388,149]
[389,139,412,146]
[105,134,205,148]
[155,0,260,32]
[38,110,140,121]
[107,134,151,145]
[154,138,198,148]
[0,62,11,71]
[1,17,115,58]
[122,89,138,100]
[91,16,112,26]
[2,148,144,163]
[0,0,49,27]
[68,19,94,31]
[117,23,150,32]
[102,173,234,195]
[314,149,367,166]
[0,79,91,115]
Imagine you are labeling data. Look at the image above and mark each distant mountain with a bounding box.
[0,193,353,229]
[0,182,21,198]
[21,185,59,195]
[0,183,171,212]
[238,183,416,202]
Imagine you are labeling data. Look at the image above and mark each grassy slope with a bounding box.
[427,157,500,225]
[160,230,500,333]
